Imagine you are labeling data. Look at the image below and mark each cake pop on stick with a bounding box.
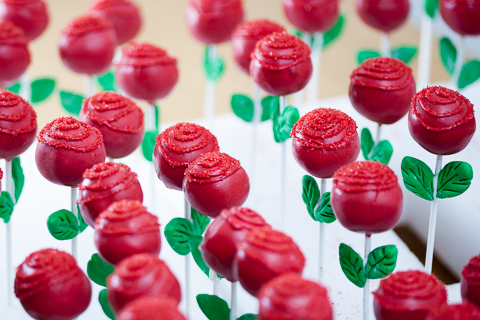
[461,254,480,308]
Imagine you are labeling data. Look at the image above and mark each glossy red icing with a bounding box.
[355,0,410,33]
[283,0,339,33]
[331,161,402,234]
[0,0,48,41]
[291,108,360,178]
[258,273,333,320]
[80,91,144,159]
[0,21,29,84]
[0,91,36,160]
[15,249,92,320]
[232,19,285,75]
[408,86,476,155]
[35,117,106,187]
[373,270,448,320]
[107,254,181,313]
[349,57,416,124]
[440,0,480,36]
[116,42,178,102]
[183,152,250,218]
[462,254,480,308]
[251,32,312,96]
[200,207,270,281]
[89,0,142,45]
[59,15,116,75]
[234,227,305,297]
[78,162,143,227]
[117,296,187,320]
[426,303,480,320]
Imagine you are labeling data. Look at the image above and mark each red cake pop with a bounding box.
[0,168,2,193]
[107,254,181,313]
[0,91,36,160]
[183,152,249,218]
[186,0,244,44]
[291,108,360,178]
[200,207,270,281]
[408,86,476,156]
[117,296,187,320]
[440,0,480,36]
[461,254,480,308]
[250,32,312,96]
[0,0,48,41]
[258,273,333,320]
[234,227,305,297]
[153,122,219,191]
[89,0,142,45]
[331,161,403,234]
[80,91,144,159]
[14,249,92,320]
[355,0,410,33]
[115,42,178,103]
[35,117,106,187]
[283,0,339,33]
[59,15,117,75]
[349,57,416,125]
[373,270,448,320]
[78,162,143,227]
[231,19,285,75]
[0,21,29,85]
[426,303,480,320]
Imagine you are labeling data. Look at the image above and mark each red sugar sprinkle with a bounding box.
[0,21,28,45]
[62,15,113,37]
[119,42,177,67]
[333,161,398,192]
[184,151,240,184]
[232,19,285,40]
[351,57,413,91]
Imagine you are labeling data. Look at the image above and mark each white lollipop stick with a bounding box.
[210,269,220,296]
[5,159,14,307]
[20,71,31,102]
[363,233,372,320]
[250,83,261,186]
[307,32,324,109]
[317,178,326,281]
[381,33,391,57]
[230,282,237,320]
[71,187,78,260]
[375,123,382,146]
[184,198,191,318]
[452,36,465,89]
[280,95,287,230]
[418,13,434,89]
[85,76,94,98]
[204,44,217,129]
[146,103,157,213]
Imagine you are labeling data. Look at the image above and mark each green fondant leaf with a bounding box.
[237,315,256,320]
[364,245,398,279]
[78,206,88,233]
[370,140,393,165]
[190,235,210,277]
[401,156,434,201]
[12,157,24,202]
[164,217,195,255]
[87,253,115,287]
[191,207,210,236]
[261,96,278,121]
[96,71,117,92]
[458,60,480,89]
[439,37,457,76]
[141,130,157,162]
[0,191,14,223]
[204,46,225,82]
[231,94,254,122]
[155,104,160,131]
[197,294,230,320]
[59,91,84,116]
[425,0,439,18]
[323,15,345,50]
[357,50,381,65]
[391,45,418,65]
[361,128,374,160]
[436,161,473,199]
[99,289,115,320]
[272,105,299,143]
[31,78,56,103]
[47,209,79,240]
[6,82,20,94]
[339,243,366,288]
[302,175,320,221]
[315,192,336,224]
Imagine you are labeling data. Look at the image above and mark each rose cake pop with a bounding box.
[117,296,187,320]
[461,254,480,307]
[35,117,106,187]
[234,227,305,297]
[183,151,249,218]
[258,273,333,320]
[0,0,49,41]
[355,0,410,33]
[0,21,29,85]
[440,0,480,36]
[107,253,181,313]
[14,249,92,320]
[283,0,339,33]
[349,57,416,125]
[89,0,142,45]
[373,270,448,320]
[80,91,144,159]
[426,303,480,320]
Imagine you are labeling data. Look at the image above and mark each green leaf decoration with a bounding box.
[370,140,394,165]
[191,207,210,236]
[141,130,157,162]
[436,161,473,199]
[339,243,366,288]
[458,60,480,89]
[155,104,160,131]
[237,315,257,320]
[190,235,210,277]
[425,0,439,18]
[197,294,230,320]
[231,94,254,122]
[391,45,418,65]
[204,47,225,82]
[6,82,20,94]
[439,37,457,76]
[261,96,278,121]
[302,175,320,221]
[12,157,24,202]
[30,78,56,103]
[272,105,300,143]
[96,71,117,92]
[364,245,398,279]
[78,207,88,233]
[46,209,79,240]
[315,192,336,224]
[59,91,84,116]
[401,156,434,201]
[164,218,194,255]
[99,289,115,320]
[361,128,374,160]
[87,254,115,287]
[0,192,14,223]
[357,50,381,65]
[323,15,345,50]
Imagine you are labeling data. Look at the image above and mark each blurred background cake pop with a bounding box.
[461,253,480,308]
[355,0,410,34]
[0,21,29,86]
[0,0,48,41]
[117,296,187,320]
[440,0,480,36]
[426,303,480,320]
[283,0,339,34]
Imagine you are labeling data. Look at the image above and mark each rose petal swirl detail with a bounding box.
[0,90,37,136]
[463,254,480,286]
[184,152,240,184]
[223,207,268,231]
[233,19,285,40]
[333,161,398,192]
[62,15,113,38]
[119,42,177,67]
[0,21,28,45]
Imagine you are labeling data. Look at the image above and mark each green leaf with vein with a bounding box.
[190,235,210,277]
[197,294,230,320]
[141,130,157,162]
[315,192,336,224]
[87,253,115,287]
[0,191,14,223]
[401,156,434,201]
[302,175,320,221]
[339,243,366,288]
[231,94,254,122]
[365,245,398,279]
[12,157,24,202]
[59,91,84,116]
[192,207,210,236]
[31,78,56,103]
[391,45,418,65]
[47,209,79,240]
[6,82,20,94]
[357,50,381,65]
[96,71,117,92]
[361,128,374,160]
[204,46,225,82]
[78,206,88,232]
[439,37,457,76]
[425,0,439,18]
[164,218,194,255]
[323,15,345,50]
[99,289,115,320]
[436,161,473,199]
[458,60,480,89]
[370,140,393,165]
[272,105,299,143]
[261,96,278,121]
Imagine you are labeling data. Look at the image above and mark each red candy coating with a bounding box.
[461,254,480,308]
[283,0,339,33]
[232,19,285,75]
[201,207,270,281]
[14,249,92,320]
[80,92,144,159]
[373,270,448,320]
[115,42,178,102]
[426,303,480,320]
[89,0,142,45]
[35,117,106,187]
[78,162,143,228]
[291,108,360,178]
[234,228,306,297]
[186,0,244,44]
[251,32,312,96]
[0,21,29,84]
[107,254,181,313]
[440,0,480,36]
[59,15,117,75]
[117,296,187,320]
[408,86,476,155]
[183,152,250,218]
[0,0,48,41]
[95,200,160,265]
[258,273,333,320]
[355,0,410,33]
[153,122,219,191]
[331,161,403,234]
[0,91,36,160]
[349,57,416,125]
